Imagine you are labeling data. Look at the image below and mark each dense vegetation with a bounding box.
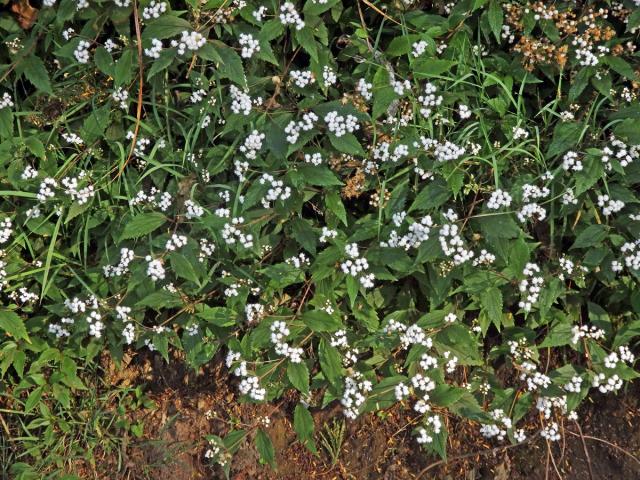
[1,0,640,477]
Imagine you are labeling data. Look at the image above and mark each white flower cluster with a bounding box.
[416,416,442,445]
[112,87,128,110]
[171,31,206,55]
[418,83,442,117]
[279,2,304,30]
[373,141,409,163]
[222,217,254,248]
[304,152,323,165]
[518,263,543,312]
[480,409,512,442]
[356,78,373,101]
[145,256,165,281]
[238,375,266,400]
[245,303,264,323]
[473,249,496,266]
[286,253,310,269]
[562,151,583,171]
[517,203,546,223]
[74,40,91,63]
[285,112,317,144]
[62,132,84,145]
[229,85,262,115]
[165,233,187,251]
[0,92,14,109]
[184,199,204,219]
[399,324,432,349]
[341,373,372,419]
[37,178,57,202]
[381,216,433,250]
[0,218,12,245]
[601,136,639,170]
[142,0,166,20]
[21,165,38,180]
[290,69,315,88]
[322,66,337,86]
[597,194,624,216]
[570,324,605,345]
[519,361,551,391]
[259,173,291,208]
[512,126,529,140]
[416,136,465,162]
[592,372,622,393]
[412,40,428,57]
[340,243,375,288]
[390,76,411,95]
[239,130,264,159]
[319,227,338,243]
[145,38,163,58]
[238,33,260,59]
[129,188,172,211]
[564,375,583,393]
[103,248,135,277]
[61,174,95,205]
[270,321,304,363]
[620,240,640,270]
[439,223,474,265]
[458,104,472,119]
[324,111,359,137]
[541,421,561,441]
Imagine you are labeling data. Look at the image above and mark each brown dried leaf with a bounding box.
[11,0,38,29]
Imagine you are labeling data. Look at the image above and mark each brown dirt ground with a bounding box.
[83,349,640,480]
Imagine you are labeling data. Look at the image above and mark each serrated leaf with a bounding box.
[328,133,365,156]
[24,136,45,159]
[255,429,276,468]
[287,361,310,394]
[21,55,52,94]
[119,213,166,241]
[293,404,317,454]
[302,310,342,332]
[318,339,342,386]
[0,310,30,343]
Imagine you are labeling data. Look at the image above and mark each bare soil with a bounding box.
[90,350,640,480]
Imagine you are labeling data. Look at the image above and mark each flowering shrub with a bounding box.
[1,0,640,474]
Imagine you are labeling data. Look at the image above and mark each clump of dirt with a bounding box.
[90,351,640,480]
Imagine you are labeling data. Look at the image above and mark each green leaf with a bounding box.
[119,213,167,241]
[0,310,30,343]
[24,386,43,413]
[487,0,503,41]
[24,137,46,159]
[546,122,583,158]
[94,46,114,76]
[318,339,342,386]
[169,252,200,284]
[410,180,451,212]
[21,55,52,94]
[212,41,246,86]
[325,191,348,226]
[413,58,455,78]
[605,56,639,82]
[255,429,276,468]
[287,361,310,394]
[328,133,365,156]
[570,225,608,250]
[196,306,235,326]
[297,165,342,186]
[480,287,503,329]
[114,48,134,86]
[147,49,176,79]
[293,404,317,454]
[143,15,193,40]
[302,310,342,332]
